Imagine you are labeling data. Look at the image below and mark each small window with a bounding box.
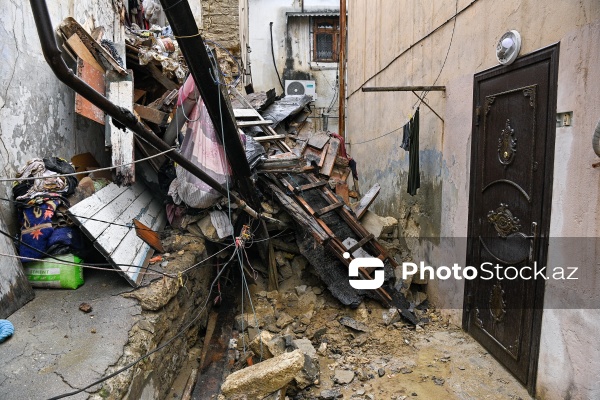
[313,17,339,62]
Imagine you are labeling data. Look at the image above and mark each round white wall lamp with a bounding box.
[496,30,522,65]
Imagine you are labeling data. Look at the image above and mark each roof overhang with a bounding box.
[286,11,340,18]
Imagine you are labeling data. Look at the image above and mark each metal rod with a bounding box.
[338,0,347,139]
[362,86,446,92]
[411,91,445,123]
[28,0,262,219]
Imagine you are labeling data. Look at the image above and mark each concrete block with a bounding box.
[220,350,305,399]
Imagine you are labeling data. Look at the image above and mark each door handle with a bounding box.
[510,222,538,260]
[528,222,538,261]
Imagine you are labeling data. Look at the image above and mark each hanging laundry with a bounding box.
[407,108,420,196]
[400,122,411,151]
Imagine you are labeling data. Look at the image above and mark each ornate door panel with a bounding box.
[464,45,559,394]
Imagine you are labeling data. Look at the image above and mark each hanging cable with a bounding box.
[269,22,285,90]
[45,249,240,400]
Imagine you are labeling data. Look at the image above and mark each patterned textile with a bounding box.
[168,75,232,209]
[18,200,59,261]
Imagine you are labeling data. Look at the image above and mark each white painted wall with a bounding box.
[346,1,600,398]
[247,0,341,133]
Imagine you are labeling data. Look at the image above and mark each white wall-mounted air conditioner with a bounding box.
[285,80,317,99]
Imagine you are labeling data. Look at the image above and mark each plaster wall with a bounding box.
[247,0,340,132]
[0,0,121,231]
[0,0,123,316]
[346,1,600,398]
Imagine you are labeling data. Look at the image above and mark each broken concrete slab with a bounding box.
[220,350,305,399]
[292,338,317,358]
[382,308,402,326]
[249,330,285,359]
[360,210,397,239]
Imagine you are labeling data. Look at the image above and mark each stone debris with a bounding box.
[333,369,355,385]
[220,350,305,399]
[339,316,370,333]
[320,389,342,399]
[78,302,92,313]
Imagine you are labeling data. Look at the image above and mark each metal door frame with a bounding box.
[463,43,560,396]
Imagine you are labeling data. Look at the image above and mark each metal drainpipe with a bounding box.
[28,0,262,219]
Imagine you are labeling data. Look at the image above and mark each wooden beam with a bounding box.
[66,33,104,73]
[106,70,135,185]
[362,86,446,92]
[253,134,286,142]
[236,120,274,127]
[146,62,179,91]
[134,104,170,126]
[315,201,344,217]
[353,183,381,220]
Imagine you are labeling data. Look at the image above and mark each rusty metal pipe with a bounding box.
[28,0,261,218]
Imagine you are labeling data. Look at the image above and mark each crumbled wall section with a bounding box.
[89,237,212,400]
[201,0,241,55]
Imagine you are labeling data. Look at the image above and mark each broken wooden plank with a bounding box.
[345,234,375,254]
[320,137,340,177]
[68,182,166,286]
[353,183,381,220]
[59,17,127,75]
[318,143,329,168]
[315,201,344,217]
[134,104,170,126]
[66,33,104,73]
[253,134,286,142]
[133,89,146,103]
[267,183,329,243]
[236,120,274,127]
[336,181,350,204]
[147,62,179,91]
[75,58,105,125]
[233,108,262,118]
[134,219,164,253]
[106,70,135,185]
[295,181,327,192]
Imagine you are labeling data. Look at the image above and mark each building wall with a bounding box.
[0,0,122,231]
[247,0,340,133]
[346,1,600,398]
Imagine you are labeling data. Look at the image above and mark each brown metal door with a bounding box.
[463,45,559,394]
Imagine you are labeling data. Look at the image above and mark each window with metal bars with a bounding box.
[313,17,339,62]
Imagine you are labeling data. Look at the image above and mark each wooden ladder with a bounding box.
[274,172,415,322]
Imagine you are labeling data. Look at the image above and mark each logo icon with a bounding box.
[344,252,385,290]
